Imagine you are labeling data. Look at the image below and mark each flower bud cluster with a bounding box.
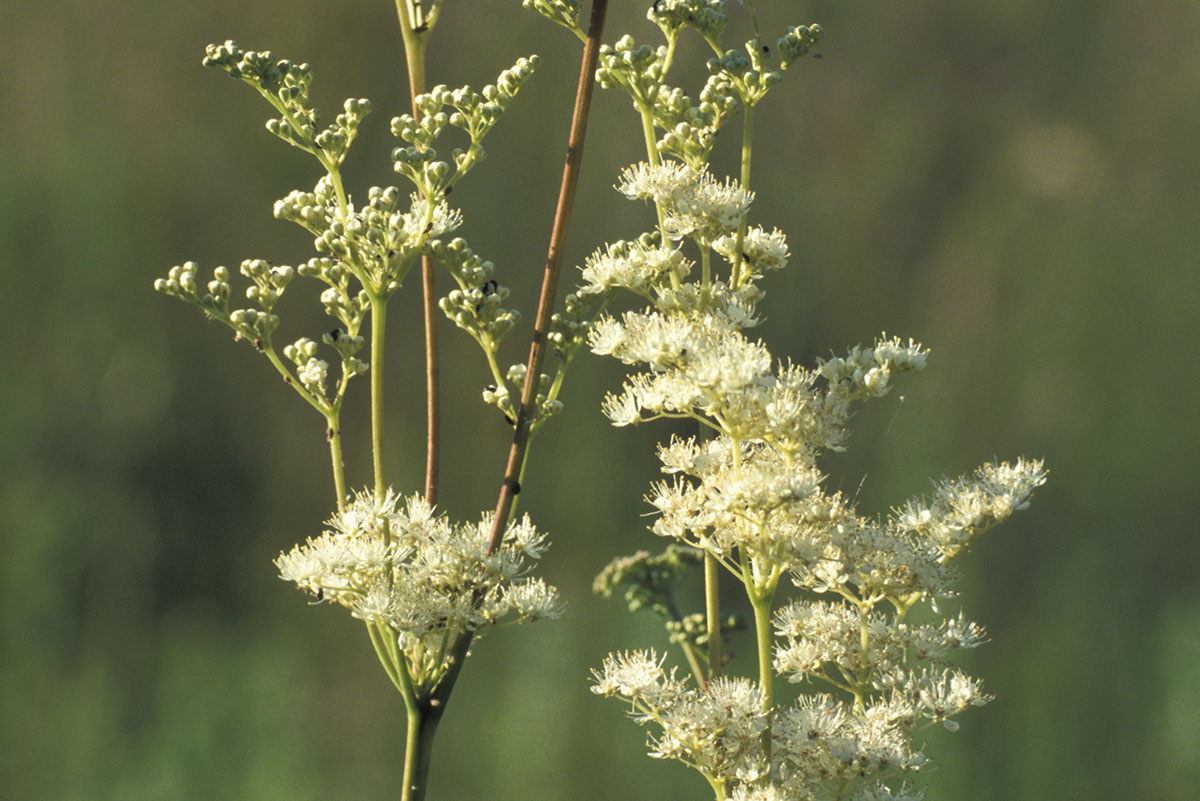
[482,364,564,431]
[594,545,749,660]
[203,40,370,165]
[707,45,782,107]
[648,0,728,45]
[283,338,327,396]
[778,24,826,70]
[154,259,292,348]
[652,77,739,167]
[593,545,702,616]
[547,289,608,362]
[597,36,669,107]
[522,0,584,37]
[391,56,540,198]
[599,8,822,168]
[433,237,519,347]
[162,45,540,427]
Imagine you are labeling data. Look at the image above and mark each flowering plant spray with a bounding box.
[156,2,1045,799]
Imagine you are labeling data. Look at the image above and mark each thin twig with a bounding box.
[395,16,442,507]
[486,0,609,553]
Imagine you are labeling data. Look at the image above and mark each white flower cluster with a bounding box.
[586,159,1046,801]
[592,651,769,784]
[618,161,753,244]
[277,489,563,685]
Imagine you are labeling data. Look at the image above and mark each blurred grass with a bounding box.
[1,0,1198,799]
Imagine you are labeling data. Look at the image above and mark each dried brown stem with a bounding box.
[486,0,608,553]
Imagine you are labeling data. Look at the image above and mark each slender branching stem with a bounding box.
[704,553,722,679]
[395,0,441,506]
[367,7,609,796]
[327,413,347,512]
[401,703,423,801]
[367,621,405,695]
[369,293,389,497]
[487,0,609,553]
[855,598,871,713]
[730,103,755,290]
[749,584,775,771]
[637,105,676,266]
[750,588,775,711]
[640,106,660,167]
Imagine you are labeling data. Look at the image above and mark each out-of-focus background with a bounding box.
[2,0,1197,798]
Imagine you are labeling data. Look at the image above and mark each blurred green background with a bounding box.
[2,0,1198,799]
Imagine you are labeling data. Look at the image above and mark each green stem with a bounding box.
[367,621,405,695]
[704,553,722,679]
[401,704,423,801]
[639,105,660,167]
[855,600,870,713]
[662,596,707,688]
[750,591,774,711]
[681,639,707,689]
[636,105,680,289]
[327,412,347,512]
[749,588,775,770]
[369,293,388,498]
[730,103,754,290]
[256,343,346,509]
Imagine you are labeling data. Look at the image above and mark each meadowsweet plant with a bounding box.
[583,3,1047,801]
[154,1,1045,799]
[155,3,612,798]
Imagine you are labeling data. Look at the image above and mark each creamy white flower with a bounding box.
[276,489,561,688]
[713,225,790,273]
[297,357,328,396]
[851,783,927,801]
[580,240,690,295]
[591,650,674,699]
[618,161,753,243]
[397,193,462,240]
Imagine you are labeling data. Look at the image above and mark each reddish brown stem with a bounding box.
[421,254,439,506]
[486,0,608,553]
[398,24,441,507]
[428,0,609,752]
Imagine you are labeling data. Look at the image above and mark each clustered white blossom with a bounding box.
[592,652,769,784]
[277,489,563,691]
[587,149,1044,800]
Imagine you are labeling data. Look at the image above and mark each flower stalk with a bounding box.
[394,0,442,506]
[487,0,609,553]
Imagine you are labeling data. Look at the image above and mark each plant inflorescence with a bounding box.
[156,3,1045,800]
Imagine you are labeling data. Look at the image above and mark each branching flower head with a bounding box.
[276,489,562,682]
[618,161,753,244]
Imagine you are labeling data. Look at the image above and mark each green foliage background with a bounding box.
[2,0,1197,799]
